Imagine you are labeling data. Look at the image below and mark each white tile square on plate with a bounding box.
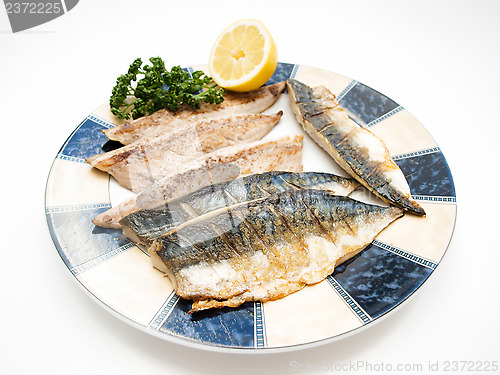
[263,280,363,348]
[77,246,173,327]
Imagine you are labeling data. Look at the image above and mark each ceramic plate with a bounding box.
[45,63,456,352]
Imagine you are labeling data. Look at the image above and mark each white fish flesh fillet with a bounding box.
[137,134,304,208]
[286,79,425,216]
[86,112,283,193]
[103,82,286,144]
[149,189,403,312]
[92,134,304,228]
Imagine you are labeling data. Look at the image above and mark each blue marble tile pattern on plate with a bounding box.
[339,81,401,125]
[57,116,114,162]
[159,297,256,348]
[332,242,434,320]
[394,148,456,199]
[326,277,372,324]
[46,206,130,272]
[372,240,438,269]
[149,293,180,331]
[265,62,298,85]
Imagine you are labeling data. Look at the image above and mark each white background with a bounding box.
[1,1,499,374]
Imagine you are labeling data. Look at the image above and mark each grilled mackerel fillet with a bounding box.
[286,79,425,216]
[150,189,403,312]
[120,171,360,245]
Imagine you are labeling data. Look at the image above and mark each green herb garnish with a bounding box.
[110,57,224,120]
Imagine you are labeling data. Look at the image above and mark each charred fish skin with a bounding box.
[152,190,403,312]
[157,207,257,276]
[119,171,359,245]
[286,79,426,216]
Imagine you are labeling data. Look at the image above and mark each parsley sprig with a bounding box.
[110,57,224,120]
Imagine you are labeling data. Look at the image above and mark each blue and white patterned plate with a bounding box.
[45,63,456,352]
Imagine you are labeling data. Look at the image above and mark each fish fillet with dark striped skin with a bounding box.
[103,81,286,144]
[149,189,403,312]
[92,134,304,229]
[86,111,283,192]
[120,171,360,245]
[286,79,425,216]
[91,161,240,229]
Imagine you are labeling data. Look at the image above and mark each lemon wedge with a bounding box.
[209,19,278,92]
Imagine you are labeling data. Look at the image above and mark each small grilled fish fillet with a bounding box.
[149,190,403,312]
[91,162,240,229]
[286,79,425,216]
[104,82,286,144]
[92,134,304,228]
[120,171,360,245]
[136,134,304,208]
[86,111,283,193]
